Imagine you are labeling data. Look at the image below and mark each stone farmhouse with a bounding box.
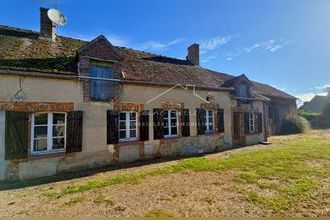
[0,8,297,180]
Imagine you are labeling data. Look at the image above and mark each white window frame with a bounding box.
[119,111,139,142]
[163,110,178,138]
[205,109,215,132]
[249,112,255,133]
[31,112,67,155]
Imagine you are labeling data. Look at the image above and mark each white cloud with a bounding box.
[243,40,289,54]
[295,92,327,106]
[137,38,184,52]
[202,55,217,63]
[106,35,130,47]
[295,83,330,106]
[313,84,330,91]
[200,36,232,51]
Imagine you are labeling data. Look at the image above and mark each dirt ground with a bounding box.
[0,130,329,217]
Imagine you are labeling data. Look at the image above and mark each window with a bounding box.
[89,63,114,101]
[205,110,215,132]
[249,112,255,133]
[119,112,138,142]
[31,113,66,154]
[163,110,178,138]
[237,84,248,98]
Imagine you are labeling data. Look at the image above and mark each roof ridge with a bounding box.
[115,45,190,63]
[0,24,88,43]
[0,25,39,34]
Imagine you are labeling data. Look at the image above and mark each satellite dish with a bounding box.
[47,9,67,26]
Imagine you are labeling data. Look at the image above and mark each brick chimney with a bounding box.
[186,44,200,66]
[40,8,56,41]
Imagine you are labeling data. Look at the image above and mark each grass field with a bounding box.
[1,130,329,217]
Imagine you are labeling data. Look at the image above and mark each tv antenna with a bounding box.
[47,8,67,26]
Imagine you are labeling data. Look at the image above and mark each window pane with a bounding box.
[170,111,176,118]
[238,84,247,97]
[163,118,169,127]
[130,129,136,138]
[35,113,48,125]
[34,126,47,138]
[171,118,177,126]
[34,139,47,151]
[209,117,213,123]
[89,65,113,101]
[53,138,65,149]
[171,127,177,135]
[209,124,214,131]
[130,121,136,129]
[130,112,136,120]
[53,125,65,137]
[208,110,213,115]
[164,127,169,136]
[163,111,169,118]
[119,130,126,139]
[119,121,126,129]
[53,113,65,125]
[120,113,126,120]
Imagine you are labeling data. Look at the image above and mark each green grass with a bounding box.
[44,133,330,212]
[144,210,174,217]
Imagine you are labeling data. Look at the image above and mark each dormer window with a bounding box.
[89,61,114,101]
[238,84,248,98]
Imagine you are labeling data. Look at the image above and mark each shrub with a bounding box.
[298,109,319,120]
[280,116,310,135]
[321,101,330,128]
[298,109,320,128]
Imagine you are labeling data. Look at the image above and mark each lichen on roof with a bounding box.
[0,25,87,73]
[0,25,296,99]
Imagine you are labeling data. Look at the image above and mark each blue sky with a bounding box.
[1,0,330,104]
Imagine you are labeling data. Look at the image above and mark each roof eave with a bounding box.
[123,80,234,92]
[0,69,77,79]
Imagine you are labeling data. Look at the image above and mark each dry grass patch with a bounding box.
[43,131,330,214]
[1,129,329,217]
[144,209,174,217]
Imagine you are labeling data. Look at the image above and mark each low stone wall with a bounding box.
[246,133,264,146]
[1,150,114,181]
[0,132,230,181]
[116,133,228,164]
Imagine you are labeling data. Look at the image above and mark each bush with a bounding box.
[298,109,320,128]
[321,101,330,128]
[280,116,310,135]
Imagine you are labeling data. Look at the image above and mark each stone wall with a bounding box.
[0,74,266,181]
[0,111,6,180]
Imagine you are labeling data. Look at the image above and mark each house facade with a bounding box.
[301,93,330,113]
[0,8,297,181]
